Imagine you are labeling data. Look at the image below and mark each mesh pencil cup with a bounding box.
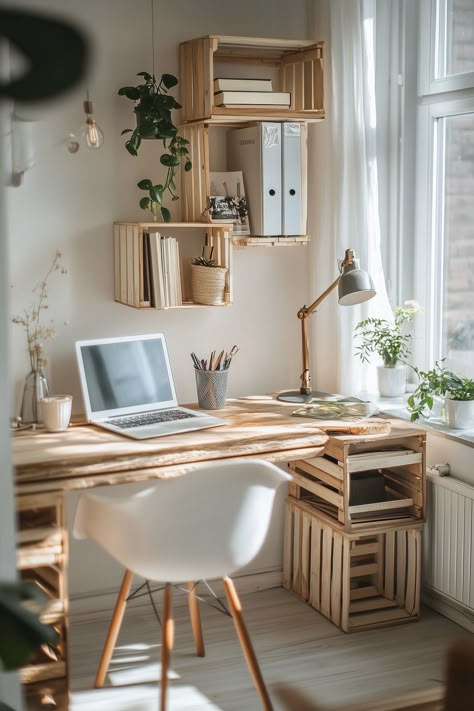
[195,369,229,410]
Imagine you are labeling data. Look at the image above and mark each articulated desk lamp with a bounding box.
[277,248,376,403]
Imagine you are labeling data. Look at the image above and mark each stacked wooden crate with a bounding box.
[283,426,426,632]
[17,492,69,709]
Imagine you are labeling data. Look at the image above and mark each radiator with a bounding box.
[423,471,474,627]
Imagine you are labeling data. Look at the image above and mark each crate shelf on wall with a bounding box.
[113,222,233,310]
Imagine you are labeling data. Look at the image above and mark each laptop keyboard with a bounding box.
[106,409,196,429]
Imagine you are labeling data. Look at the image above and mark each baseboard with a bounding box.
[422,587,474,633]
[69,567,283,621]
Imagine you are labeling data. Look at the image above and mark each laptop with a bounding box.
[75,333,227,439]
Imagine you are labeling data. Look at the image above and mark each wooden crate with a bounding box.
[179,35,325,123]
[113,222,233,309]
[180,122,309,240]
[288,429,426,532]
[283,497,423,632]
[17,492,69,708]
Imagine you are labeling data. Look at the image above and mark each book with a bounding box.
[148,232,164,308]
[141,232,151,307]
[214,90,291,107]
[213,77,272,92]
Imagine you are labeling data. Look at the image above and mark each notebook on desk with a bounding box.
[75,333,226,439]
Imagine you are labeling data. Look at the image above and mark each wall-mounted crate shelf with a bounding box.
[179,35,325,124]
[288,429,426,532]
[283,498,423,633]
[113,222,233,309]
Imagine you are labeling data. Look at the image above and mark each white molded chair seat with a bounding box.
[73,458,290,711]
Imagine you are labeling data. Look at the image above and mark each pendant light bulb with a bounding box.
[83,98,104,150]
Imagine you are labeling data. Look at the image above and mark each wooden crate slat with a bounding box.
[301,512,311,601]
[320,523,332,617]
[119,224,128,304]
[282,500,293,589]
[348,496,414,516]
[396,529,408,606]
[300,456,344,480]
[291,470,343,509]
[21,661,66,685]
[309,517,322,609]
[384,530,396,599]
[113,223,120,302]
[347,451,422,473]
[350,596,398,613]
[331,531,343,626]
[349,607,411,629]
[349,585,379,601]
[292,504,302,597]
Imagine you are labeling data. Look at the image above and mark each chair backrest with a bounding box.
[74,458,291,582]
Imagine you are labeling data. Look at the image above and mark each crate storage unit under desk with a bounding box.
[283,498,423,633]
[288,427,426,532]
[113,222,233,309]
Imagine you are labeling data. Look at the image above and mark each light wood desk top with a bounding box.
[13,397,329,495]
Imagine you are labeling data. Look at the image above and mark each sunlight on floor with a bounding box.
[71,683,223,710]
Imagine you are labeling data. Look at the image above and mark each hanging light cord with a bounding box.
[151,0,156,80]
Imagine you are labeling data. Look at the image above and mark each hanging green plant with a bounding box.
[118,72,192,222]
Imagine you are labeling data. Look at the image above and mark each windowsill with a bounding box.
[358,391,474,449]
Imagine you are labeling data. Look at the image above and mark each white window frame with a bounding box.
[413,0,474,370]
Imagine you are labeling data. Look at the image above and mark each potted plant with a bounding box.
[118,72,192,222]
[407,359,474,428]
[191,245,227,305]
[354,305,418,397]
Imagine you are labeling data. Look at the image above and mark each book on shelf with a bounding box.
[145,233,182,308]
[208,171,250,236]
[214,90,291,107]
[213,77,273,92]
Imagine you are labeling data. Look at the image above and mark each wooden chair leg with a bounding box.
[223,576,273,711]
[160,583,174,711]
[95,569,133,688]
[187,581,205,657]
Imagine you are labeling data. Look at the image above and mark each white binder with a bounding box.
[227,123,282,236]
[282,123,303,235]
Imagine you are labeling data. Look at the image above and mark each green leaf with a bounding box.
[137,71,152,80]
[161,206,171,222]
[185,160,192,172]
[139,197,151,210]
[121,128,133,136]
[160,154,180,167]
[137,179,153,190]
[162,73,178,89]
[125,140,138,157]
[118,87,141,100]
[150,186,162,204]
[172,195,179,201]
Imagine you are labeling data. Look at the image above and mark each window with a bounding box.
[412,0,474,378]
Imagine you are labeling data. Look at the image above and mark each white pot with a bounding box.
[445,398,474,429]
[377,365,406,398]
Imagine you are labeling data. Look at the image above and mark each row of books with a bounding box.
[213,77,290,108]
[143,232,182,308]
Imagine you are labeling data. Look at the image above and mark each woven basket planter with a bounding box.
[191,264,226,305]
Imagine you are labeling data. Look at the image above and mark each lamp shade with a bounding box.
[338,266,376,305]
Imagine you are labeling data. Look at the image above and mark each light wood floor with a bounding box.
[69,586,471,710]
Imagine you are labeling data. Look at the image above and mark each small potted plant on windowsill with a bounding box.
[118,72,192,222]
[407,359,474,429]
[354,305,418,397]
[191,245,227,306]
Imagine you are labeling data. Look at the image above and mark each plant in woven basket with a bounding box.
[191,245,226,305]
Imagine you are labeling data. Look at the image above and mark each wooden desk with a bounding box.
[13,397,328,709]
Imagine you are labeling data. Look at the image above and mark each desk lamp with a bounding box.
[277,248,376,403]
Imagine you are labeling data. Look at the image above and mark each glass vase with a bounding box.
[20,369,49,424]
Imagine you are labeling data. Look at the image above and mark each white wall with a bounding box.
[7,0,313,597]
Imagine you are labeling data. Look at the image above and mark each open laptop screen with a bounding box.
[77,334,176,417]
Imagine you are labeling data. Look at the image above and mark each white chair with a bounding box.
[73,458,291,711]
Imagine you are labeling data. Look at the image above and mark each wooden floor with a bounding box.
[69,586,471,710]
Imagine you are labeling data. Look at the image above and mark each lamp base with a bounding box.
[276,390,334,404]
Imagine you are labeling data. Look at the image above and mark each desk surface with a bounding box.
[14,397,331,495]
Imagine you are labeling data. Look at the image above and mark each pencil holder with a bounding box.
[195,369,229,410]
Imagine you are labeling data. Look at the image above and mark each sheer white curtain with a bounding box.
[308,0,392,396]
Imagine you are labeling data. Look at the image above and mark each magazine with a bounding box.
[208,171,250,236]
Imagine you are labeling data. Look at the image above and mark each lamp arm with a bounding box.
[297,274,341,395]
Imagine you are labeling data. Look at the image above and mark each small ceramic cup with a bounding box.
[40,395,73,432]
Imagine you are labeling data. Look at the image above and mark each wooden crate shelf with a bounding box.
[288,429,426,532]
[179,35,325,124]
[283,497,423,633]
[113,221,233,309]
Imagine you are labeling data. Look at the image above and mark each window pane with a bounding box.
[442,112,474,377]
[439,0,474,77]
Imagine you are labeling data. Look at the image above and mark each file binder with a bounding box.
[282,123,303,235]
[227,122,282,236]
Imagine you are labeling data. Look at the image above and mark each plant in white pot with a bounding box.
[407,359,474,429]
[354,306,418,397]
[191,246,227,306]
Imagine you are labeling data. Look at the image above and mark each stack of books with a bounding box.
[143,232,182,308]
[213,78,291,108]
